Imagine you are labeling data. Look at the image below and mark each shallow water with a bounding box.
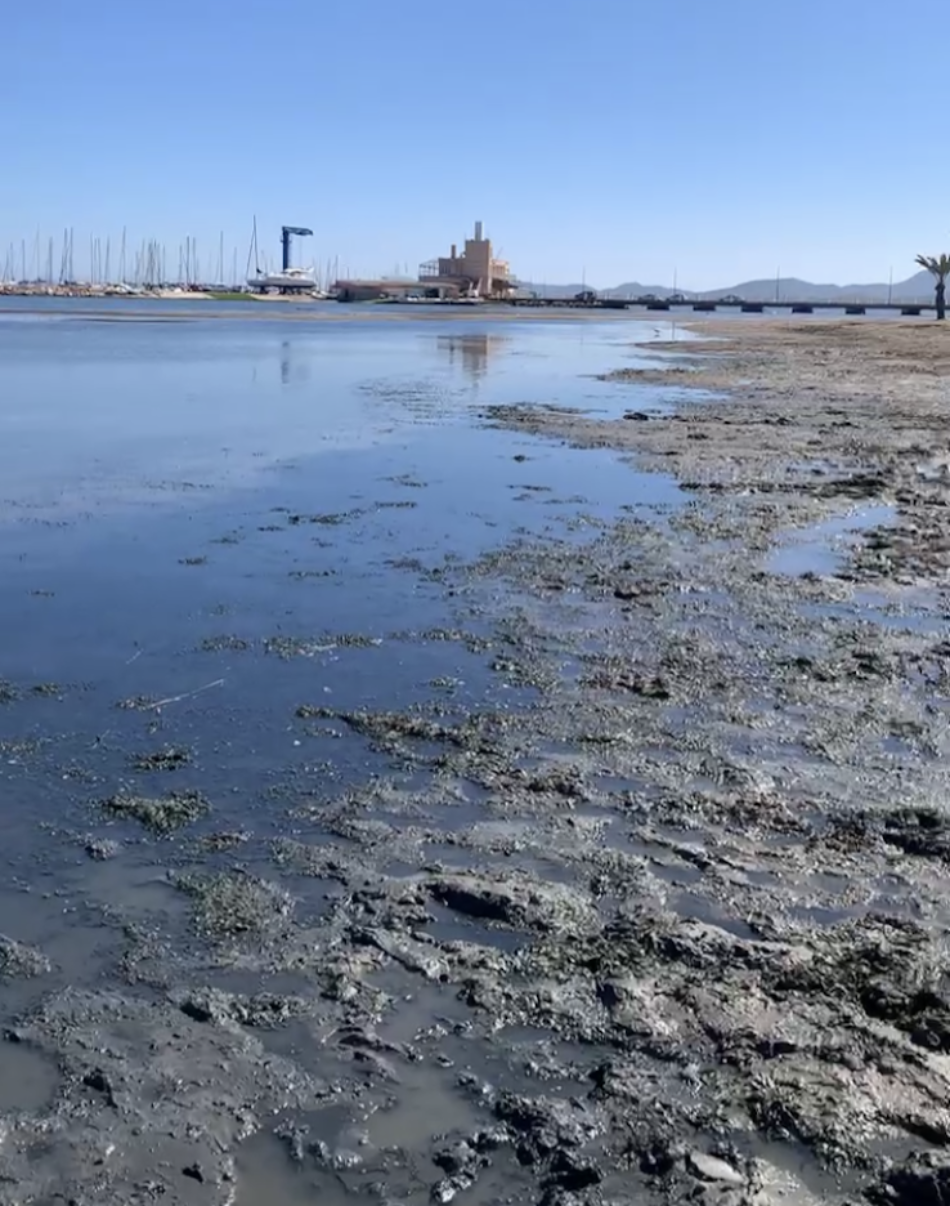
[0,307,671,1086]
[0,313,676,833]
[766,504,895,577]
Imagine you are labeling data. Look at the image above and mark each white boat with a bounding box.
[248,266,317,292]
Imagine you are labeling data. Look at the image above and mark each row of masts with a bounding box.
[0,228,351,290]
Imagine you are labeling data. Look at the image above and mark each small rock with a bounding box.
[182,1163,205,1183]
[431,1173,474,1203]
[84,839,121,861]
[686,1151,744,1186]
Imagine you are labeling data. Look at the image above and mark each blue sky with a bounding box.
[3,0,948,289]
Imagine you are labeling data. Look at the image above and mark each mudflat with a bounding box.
[0,314,948,1206]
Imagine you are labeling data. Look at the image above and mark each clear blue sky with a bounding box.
[3,0,948,289]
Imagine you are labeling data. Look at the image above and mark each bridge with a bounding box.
[508,297,936,317]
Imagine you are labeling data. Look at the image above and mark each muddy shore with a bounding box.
[1,318,949,1205]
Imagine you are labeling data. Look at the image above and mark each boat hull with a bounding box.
[248,273,316,292]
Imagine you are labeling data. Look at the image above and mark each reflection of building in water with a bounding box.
[437,333,505,382]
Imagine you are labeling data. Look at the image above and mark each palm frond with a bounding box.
[916,253,950,281]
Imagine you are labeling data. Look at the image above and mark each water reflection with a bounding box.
[437,333,505,383]
[279,341,310,387]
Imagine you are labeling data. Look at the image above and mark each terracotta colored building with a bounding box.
[419,221,512,298]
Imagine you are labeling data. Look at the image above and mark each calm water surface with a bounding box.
[0,308,677,872]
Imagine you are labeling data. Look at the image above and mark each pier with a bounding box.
[508,296,934,315]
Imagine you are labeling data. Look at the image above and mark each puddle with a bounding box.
[805,598,948,635]
[237,1117,369,1206]
[728,1126,870,1201]
[673,893,758,940]
[0,1037,60,1113]
[237,1050,495,1203]
[421,841,578,886]
[426,905,530,953]
[767,504,895,577]
[786,902,864,927]
[648,860,704,886]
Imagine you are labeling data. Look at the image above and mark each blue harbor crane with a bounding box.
[245,219,316,292]
[281,225,312,272]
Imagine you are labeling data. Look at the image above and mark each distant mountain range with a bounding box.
[519,271,935,303]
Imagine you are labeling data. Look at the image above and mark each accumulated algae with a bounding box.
[175,871,294,938]
[199,634,250,652]
[130,746,192,772]
[0,936,50,981]
[100,789,209,833]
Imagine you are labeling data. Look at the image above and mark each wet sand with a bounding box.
[0,316,948,1205]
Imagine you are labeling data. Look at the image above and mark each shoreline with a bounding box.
[0,318,948,1204]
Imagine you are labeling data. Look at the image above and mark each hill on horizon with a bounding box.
[518,270,936,303]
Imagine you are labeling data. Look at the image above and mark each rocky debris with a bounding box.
[0,935,50,980]
[426,873,598,933]
[100,789,210,833]
[173,986,308,1029]
[494,1095,605,1167]
[685,1150,744,1186]
[355,927,451,981]
[880,807,950,860]
[866,1155,950,1206]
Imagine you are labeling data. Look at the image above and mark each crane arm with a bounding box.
[280,225,313,271]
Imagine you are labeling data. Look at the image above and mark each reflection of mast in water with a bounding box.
[437,333,504,384]
[278,341,310,386]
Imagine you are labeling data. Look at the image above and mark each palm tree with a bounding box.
[915,254,950,320]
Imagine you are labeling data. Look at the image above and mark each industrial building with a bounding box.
[418,221,512,298]
[333,220,514,302]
